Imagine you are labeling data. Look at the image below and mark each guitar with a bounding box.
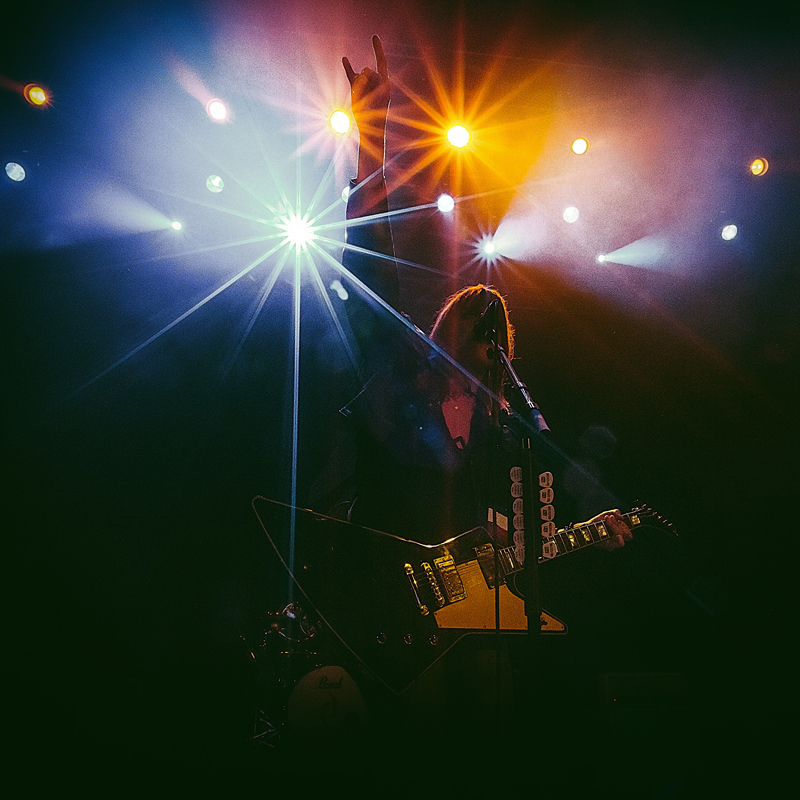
[252,496,676,695]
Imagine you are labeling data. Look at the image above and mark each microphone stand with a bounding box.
[489,339,545,627]
[488,335,547,739]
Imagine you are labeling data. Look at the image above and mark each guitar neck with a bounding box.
[495,509,650,573]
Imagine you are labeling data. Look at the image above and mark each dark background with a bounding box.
[3,0,798,790]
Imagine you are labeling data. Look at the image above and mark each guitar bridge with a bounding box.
[475,543,504,589]
[422,562,446,608]
[433,555,466,603]
[404,563,429,616]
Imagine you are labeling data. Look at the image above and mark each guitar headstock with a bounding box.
[629,502,679,538]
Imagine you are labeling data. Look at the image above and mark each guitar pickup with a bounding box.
[432,555,466,603]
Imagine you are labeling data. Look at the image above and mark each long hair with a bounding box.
[429,284,514,406]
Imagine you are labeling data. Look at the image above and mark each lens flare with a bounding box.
[330,279,348,300]
[206,175,224,193]
[5,162,26,182]
[446,125,471,148]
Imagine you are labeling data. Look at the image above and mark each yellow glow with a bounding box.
[24,84,47,106]
[571,138,589,155]
[750,158,769,176]
[446,125,471,148]
[329,110,351,134]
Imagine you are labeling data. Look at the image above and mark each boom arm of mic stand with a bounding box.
[495,347,549,433]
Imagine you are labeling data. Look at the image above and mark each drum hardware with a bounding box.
[249,600,367,746]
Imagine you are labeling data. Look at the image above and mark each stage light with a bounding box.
[750,158,769,176]
[24,84,47,106]
[721,224,738,241]
[563,206,580,224]
[5,162,26,182]
[446,125,471,148]
[597,254,606,263]
[437,193,455,213]
[341,185,350,202]
[171,220,183,231]
[278,211,316,251]
[206,175,224,193]
[478,237,497,258]
[474,232,502,265]
[206,99,228,122]
[329,110,351,134]
[571,138,590,155]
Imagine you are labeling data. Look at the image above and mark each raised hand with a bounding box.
[342,34,390,133]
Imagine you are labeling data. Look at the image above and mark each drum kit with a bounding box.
[248,600,368,748]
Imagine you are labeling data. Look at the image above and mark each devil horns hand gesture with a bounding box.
[342,35,390,134]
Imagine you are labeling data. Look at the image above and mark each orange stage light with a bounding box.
[446,125,471,148]
[24,84,48,106]
[571,137,589,155]
[329,110,351,134]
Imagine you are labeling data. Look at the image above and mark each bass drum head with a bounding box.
[286,665,368,742]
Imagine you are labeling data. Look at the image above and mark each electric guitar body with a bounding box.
[252,496,674,695]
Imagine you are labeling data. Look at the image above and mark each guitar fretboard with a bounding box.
[495,510,647,570]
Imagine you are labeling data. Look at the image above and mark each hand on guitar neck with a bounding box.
[588,508,634,550]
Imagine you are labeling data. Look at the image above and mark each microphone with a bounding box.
[472,298,500,344]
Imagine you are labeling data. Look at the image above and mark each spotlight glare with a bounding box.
[329,110,351,134]
[750,157,769,176]
[206,99,228,122]
[571,138,590,155]
[563,206,580,224]
[279,211,316,251]
[437,193,455,213]
[206,175,224,193]
[446,125,471,148]
[5,162,26,182]
[24,84,48,106]
[597,254,606,263]
[171,220,183,231]
[341,185,351,202]
[721,224,738,241]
